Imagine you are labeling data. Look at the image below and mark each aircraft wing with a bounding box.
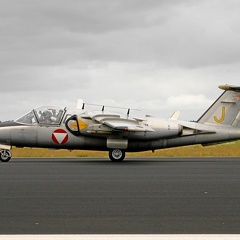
[102,119,154,132]
[87,113,154,132]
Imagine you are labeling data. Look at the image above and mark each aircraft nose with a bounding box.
[0,124,11,145]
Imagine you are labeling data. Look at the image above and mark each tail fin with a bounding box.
[197,84,240,127]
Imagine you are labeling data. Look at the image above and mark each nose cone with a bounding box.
[0,122,12,145]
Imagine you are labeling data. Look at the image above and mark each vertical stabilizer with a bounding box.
[197,85,240,127]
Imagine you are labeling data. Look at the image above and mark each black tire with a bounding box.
[0,149,11,162]
[109,149,125,162]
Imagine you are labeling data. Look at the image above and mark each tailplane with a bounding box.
[197,84,240,127]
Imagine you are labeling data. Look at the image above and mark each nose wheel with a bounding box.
[109,149,125,162]
[0,149,12,162]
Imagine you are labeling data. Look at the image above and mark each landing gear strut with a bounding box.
[109,149,125,162]
[0,149,12,162]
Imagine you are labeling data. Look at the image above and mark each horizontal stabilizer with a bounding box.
[219,84,240,92]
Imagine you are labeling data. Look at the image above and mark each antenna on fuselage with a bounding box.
[76,99,84,109]
[127,108,130,118]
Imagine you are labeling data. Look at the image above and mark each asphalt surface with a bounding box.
[0,157,240,234]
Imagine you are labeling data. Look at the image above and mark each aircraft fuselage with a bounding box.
[0,119,239,153]
[1,84,240,162]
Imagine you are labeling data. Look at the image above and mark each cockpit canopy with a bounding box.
[16,106,66,125]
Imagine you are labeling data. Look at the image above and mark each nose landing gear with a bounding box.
[0,149,12,162]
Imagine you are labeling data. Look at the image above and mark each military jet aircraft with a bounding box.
[0,84,240,162]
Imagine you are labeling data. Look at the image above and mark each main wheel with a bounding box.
[0,149,11,162]
[109,149,125,162]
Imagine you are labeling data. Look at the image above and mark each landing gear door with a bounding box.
[65,115,80,136]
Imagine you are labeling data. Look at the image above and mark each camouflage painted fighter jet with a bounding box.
[0,84,239,162]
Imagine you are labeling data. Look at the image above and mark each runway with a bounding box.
[0,157,240,234]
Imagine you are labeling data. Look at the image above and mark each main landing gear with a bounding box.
[0,149,12,162]
[109,149,125,162]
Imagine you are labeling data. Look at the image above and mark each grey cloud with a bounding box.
[0,0,205,67]
[0,0,240,121]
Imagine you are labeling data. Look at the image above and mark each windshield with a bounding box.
[16,106,65,125]
[34,106,65,125]
[15,111,37,125]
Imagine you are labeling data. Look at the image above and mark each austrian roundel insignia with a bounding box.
[52,129,69,144]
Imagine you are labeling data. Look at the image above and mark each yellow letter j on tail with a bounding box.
[214,107,225,123]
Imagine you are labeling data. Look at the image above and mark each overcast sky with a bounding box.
[1,0,240,121]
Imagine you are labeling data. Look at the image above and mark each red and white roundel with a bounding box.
[52,129,69,144]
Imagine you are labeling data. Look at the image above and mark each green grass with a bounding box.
[11,141,240,158]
